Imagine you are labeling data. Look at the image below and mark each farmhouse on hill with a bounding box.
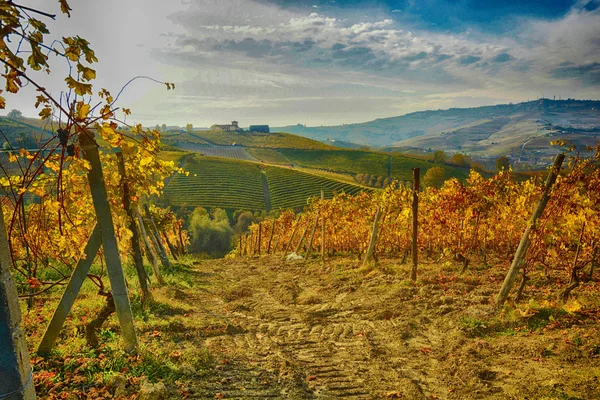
[213,121,242,132]
[249,125,270,133]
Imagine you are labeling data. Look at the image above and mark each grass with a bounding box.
[245,148,292,165]
[25,256,216,399]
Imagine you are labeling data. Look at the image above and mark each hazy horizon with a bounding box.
[3,0,600,128]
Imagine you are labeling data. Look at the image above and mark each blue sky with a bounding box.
[6,0,600,127]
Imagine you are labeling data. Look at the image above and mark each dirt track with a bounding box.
[174,256,600,399]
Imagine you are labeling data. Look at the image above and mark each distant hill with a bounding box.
[273,99,600,165]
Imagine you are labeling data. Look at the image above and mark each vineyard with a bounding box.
[264,165,366,210]
[278,148,470,181]
[164,155,368,211]
[242,147,600,303]
[181,130,334,149]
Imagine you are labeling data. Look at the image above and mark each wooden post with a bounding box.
[38,225,102,354]
[239,236,243,256]
[305,215,320,259]
[267,221,275,254]
[496,154,565,308]
[283,217,300,258]
[411,168,420,282]
[80,130,138,353]
[0,201,36,399]
[177,222,186,255]
[143,205,171,269]
[294,220,310,254]
[136,209,165,285]
[162,232,179,261]
[363,207,382,267]
[116,152,150,300]
[321,190,326,262]
[257,223,262,255]
[272,228,281,255]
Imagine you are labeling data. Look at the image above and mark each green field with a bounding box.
[245,148,292,165]
[278,149,470,181]
[164,155,367,211]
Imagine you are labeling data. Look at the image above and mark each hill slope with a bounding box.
[164,155,368,211]
[273,99,600,161]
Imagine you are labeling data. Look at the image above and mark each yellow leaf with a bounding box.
[77,103,90,119]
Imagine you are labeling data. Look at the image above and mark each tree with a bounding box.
[161,124,167,132]
[432,150,447,164]
[451,153,470,167]
[423,166,445,188]
[186,123,193,133]
[7,109,23,119]
[496,156,511,172]
[188,207,234,257]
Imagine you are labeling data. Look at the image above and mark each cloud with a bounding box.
[148,0,600,125]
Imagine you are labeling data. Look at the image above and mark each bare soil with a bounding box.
[170,256,600,399]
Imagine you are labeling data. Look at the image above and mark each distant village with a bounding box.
[164,121,270,133]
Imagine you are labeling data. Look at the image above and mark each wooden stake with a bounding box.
[116,152,150,300]
[283,217,300,258]
[305,215,320,259]
[295,220,310,254]
[363,207,382,267]
[411,168,420,281]
[136,209,165,285]
[267,221,275,254]
[144,205,171,269]
[257,223,262,255]
[496,154,565,308]
[80,131,138,353]
[38,225,102,354]
[321,190,325,262]
[0,200,36,399]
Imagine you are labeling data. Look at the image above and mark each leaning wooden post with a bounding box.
[283,217,300,258]
[0,201,36,399]
[411,168,420,281]
[116,152,150,300]
[80,131,138,353]
[321,190,326,262]
[38,225,102,354]
[294,220,310,254]
[363,206,382,267]
[305,215,320,259]
[267,221,275,254]
[143,205,171,269]
[135,210,164,285]
[496,154,565,308]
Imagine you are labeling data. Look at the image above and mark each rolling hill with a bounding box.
[164,155,368,211]
[273,99,600,164]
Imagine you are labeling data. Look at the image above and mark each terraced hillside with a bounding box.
[265,165,366,210]
[164,155,367,211]
[165,156,266,210]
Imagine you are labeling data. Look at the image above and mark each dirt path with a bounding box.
[174,256,600,399]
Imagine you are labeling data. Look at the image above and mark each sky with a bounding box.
[4,0,600,127]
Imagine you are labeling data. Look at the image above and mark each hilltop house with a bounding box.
[213,121,242,132]
[249,125,270,133]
